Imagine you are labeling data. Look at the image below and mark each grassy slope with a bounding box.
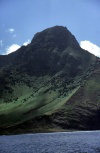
[0,73,79,129]
[0,61,100,134]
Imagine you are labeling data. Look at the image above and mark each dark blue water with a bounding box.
[0,131,100,153]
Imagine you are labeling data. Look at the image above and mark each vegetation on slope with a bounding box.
[0,26,99,134]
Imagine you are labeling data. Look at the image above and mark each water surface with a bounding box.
[0,131,100,153]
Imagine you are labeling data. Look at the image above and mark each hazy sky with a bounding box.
[0,0,100,56]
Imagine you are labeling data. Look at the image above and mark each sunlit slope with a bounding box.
[0,76,79,128]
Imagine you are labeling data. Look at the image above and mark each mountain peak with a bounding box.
[0,25,96,76]
[31,26,80,49]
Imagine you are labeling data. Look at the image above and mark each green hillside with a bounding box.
[0,26,99,134]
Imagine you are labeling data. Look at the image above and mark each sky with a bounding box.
[0,0,100,57]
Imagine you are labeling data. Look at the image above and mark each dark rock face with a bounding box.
[0,26,96,76]
[31,26,80,50]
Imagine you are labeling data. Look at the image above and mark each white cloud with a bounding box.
[8,28,15,33]
[5,44,20,54]
[4,39,30,55]
[80,40,100,57]
[23,39,30,46]
[0,40,3,47]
